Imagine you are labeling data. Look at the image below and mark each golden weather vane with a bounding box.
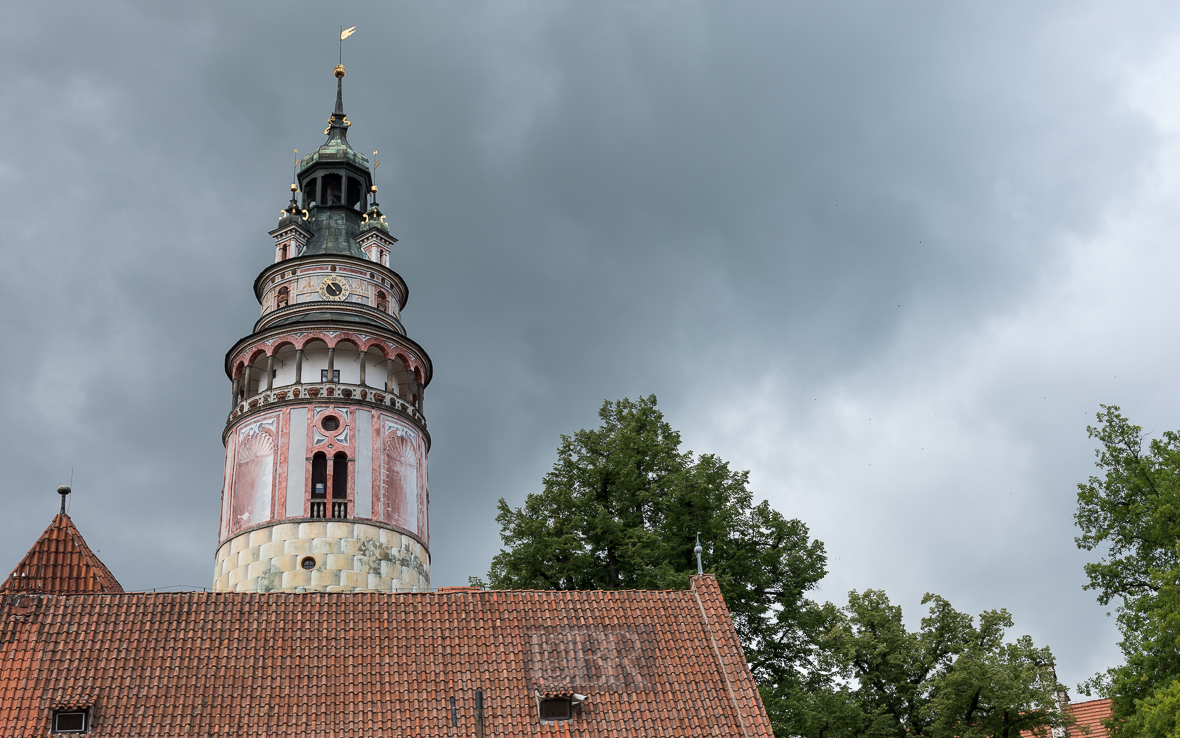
[339,25,357,66]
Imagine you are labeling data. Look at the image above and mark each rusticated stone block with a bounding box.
[236,547,260,568]
[310,569,340,587]
[311,538,340,555]
[272,523,299,541]
[284,538,311,556]
[299,522,326,539]
[273,555,297,573]
[281,570,311,589]
[341,570,367,588]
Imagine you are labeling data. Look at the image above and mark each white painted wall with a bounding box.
[272,346,298,387]
[302,344,329,382]
[335,345,362,385]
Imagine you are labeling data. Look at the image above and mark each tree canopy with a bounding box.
[800,590,1067,738]
[1075,406,1180,737]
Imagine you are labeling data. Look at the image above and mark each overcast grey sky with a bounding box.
[4,0,1179,691]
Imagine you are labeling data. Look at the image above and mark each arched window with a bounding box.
[346,177,363,210]
[310,452,327,518]
[322,173,342,205]
[376,291,387,312]
[332,452,349,519]
[277,286,289,309]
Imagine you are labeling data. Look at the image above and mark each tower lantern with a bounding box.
[213,67,432,593]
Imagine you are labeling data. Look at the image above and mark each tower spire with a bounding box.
[334,67,345,116]
[326,64,350,144]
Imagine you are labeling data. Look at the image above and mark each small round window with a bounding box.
[321,416,340,432]
[300,556,316,570]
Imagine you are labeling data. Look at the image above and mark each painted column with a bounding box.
[294,349,303,384]
[265,355,275,391]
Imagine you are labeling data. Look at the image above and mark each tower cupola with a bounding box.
[294,65,375,259]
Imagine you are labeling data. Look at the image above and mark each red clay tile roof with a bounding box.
[0,574,772,737]
[1067,698,1112,738]
[0,514,122,595]
[1019,697,1112,738]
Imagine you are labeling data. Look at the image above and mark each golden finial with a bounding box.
[334,64,346,79]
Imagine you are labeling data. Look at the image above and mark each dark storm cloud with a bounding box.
[0,0,1172,688]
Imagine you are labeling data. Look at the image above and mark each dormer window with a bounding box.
[53,709,89,733]
[539,698,573,721]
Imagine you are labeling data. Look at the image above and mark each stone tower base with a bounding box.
[212,520,430,593]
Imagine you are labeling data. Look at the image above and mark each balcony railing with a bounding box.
[309,500,350,519]
[232,382,424,426]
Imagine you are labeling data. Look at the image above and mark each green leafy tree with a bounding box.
[1075,406,1180,735]
[815,590,1068,738]
[479,395,829,735]
[1122,678,1180,738]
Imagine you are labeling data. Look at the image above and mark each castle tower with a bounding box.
[213,66,432,593]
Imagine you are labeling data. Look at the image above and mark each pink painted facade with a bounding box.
[217,404,430,548]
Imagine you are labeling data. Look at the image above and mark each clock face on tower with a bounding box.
[318,275,350,301]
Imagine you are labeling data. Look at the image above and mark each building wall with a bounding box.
[212,520,430,592]
[260,263,404,319]
[215,401,431,592]
[219,406,428,543]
